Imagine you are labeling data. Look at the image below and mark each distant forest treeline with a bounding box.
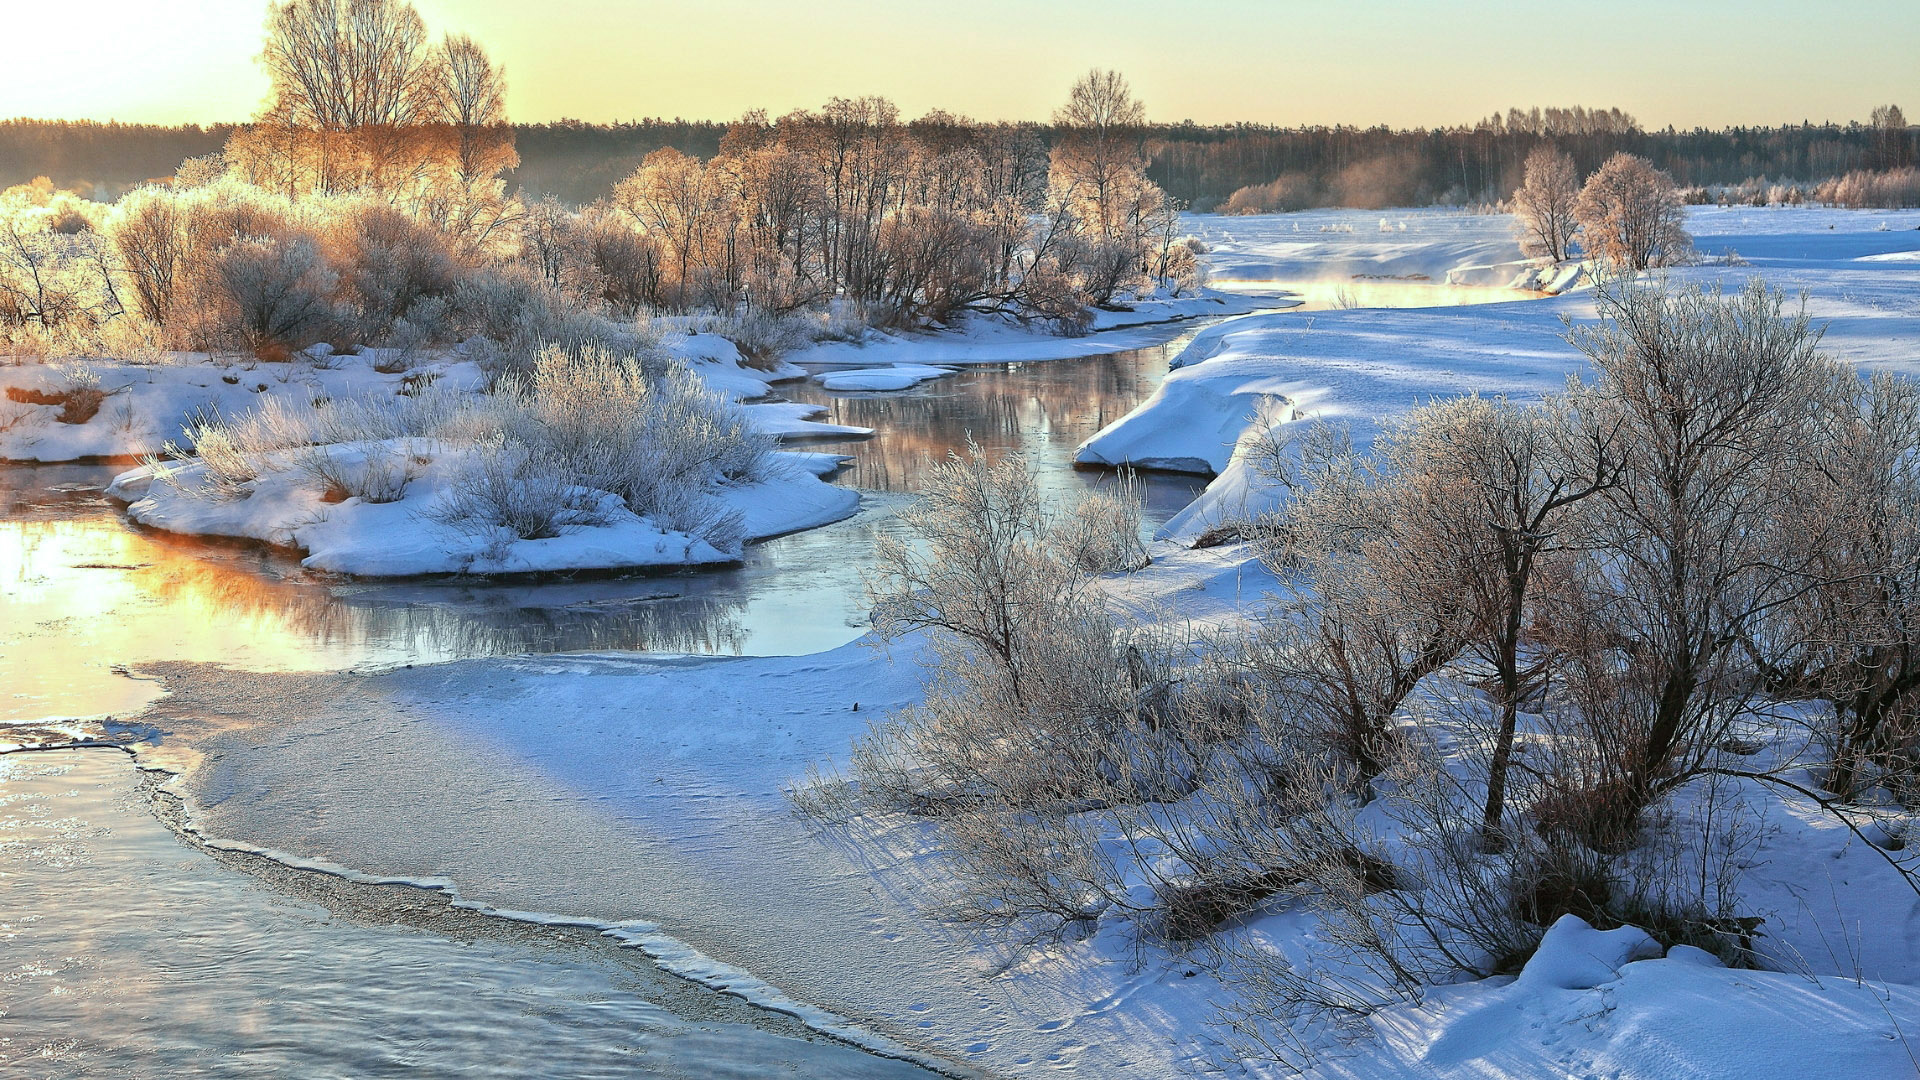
[5,109,1913,210]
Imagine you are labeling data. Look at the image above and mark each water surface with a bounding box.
[0,749,941,1079]
[1,332,1205,725]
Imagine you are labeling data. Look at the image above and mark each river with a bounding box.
[0,326,1212,1078]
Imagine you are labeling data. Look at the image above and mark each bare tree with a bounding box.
[1051,69,1147,242]
[1376,396,1619,847]
[1557,276,1839,832]
[1573,153,1691,271]
[109,187,188,327]
[433,33,514,183]
[261,0,437,130]
[1753,368,1920,800]
[1871,104,1910,169]
[1512,144,1580,262]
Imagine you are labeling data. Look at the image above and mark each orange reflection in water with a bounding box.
[0,481,757,723]
[1,514,379,721]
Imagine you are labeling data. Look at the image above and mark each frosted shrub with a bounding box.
[427,343,770,547]
[693,307,818,370]
[1060,471,1148,573]
[164,411,268,500]
[298,442,416,503]
[197,232,340,358]
[449,267,644,380]
[506,344,771,533]
[425,439,608,541]
[326,202,459,341]
[807,449,1212,945]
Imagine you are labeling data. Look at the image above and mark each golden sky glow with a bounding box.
[3,0,1916,128]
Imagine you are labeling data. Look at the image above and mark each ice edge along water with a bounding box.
[88,741,985,1080]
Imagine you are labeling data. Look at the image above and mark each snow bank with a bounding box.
[1308,915,1920,1080]
[739,401,873,439]
[1186,207,1534,291]
[811,364,956,392]
[107,443,856,578]
[0,333,829,464]
[0,352,486,463]
[784,289,1266,369]
[1087,205,1920,543]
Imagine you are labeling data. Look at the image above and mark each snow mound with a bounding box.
[812,364,956,392]
[1513,915,1662,991]
[1317,920,1920,1080]
[108,444,858,578]
[740,401,873,439]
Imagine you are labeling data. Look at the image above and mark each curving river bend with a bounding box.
[0,326,1213,1078]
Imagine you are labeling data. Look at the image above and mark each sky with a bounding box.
[3,0,1915,129]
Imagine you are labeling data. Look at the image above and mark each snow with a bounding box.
[0,333,846,464]
[1306,915,1920,1080]
[0,351,488,463]
[811,364,957,392]
[1080,205,1920,542]
[131,604,1920,1080]
[740,401,874,439]
[15,332,868,577]
[1190,207,1543,292]
[106,444,857,577]
[784,289,1271,369]
[677,332,809,400]
[38,203,1920,1078]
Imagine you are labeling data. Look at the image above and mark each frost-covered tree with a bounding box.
[238,0,516,223]
[1512,144,1580,262]
[1051,69,1147,242]
[1573,153,1690,271]
[1557,277,1837,831]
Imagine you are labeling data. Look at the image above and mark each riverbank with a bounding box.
[14,204,1920,1078]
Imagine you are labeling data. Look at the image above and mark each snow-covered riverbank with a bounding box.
[49,204,1920,1078]
[1084,205,1920,542]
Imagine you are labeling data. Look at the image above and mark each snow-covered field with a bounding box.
[49,204,1920,1078]
[1087,205,1920,542]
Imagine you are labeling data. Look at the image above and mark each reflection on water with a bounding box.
[785,331,1210,520]
[0,336,1215,1079]
[1,333,1210,723]
[0,750,940,1080]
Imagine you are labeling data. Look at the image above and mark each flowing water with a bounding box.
[0,749,940,1079]
[0,329,1211,1078]
[1,332,1208,724]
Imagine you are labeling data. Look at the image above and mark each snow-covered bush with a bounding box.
[799,449,1216,944]
[1059,471,1148,573]
[425,441,607,541]
[1815,167,1920,209]
[506,343,769,536]
[299,442,417,504]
